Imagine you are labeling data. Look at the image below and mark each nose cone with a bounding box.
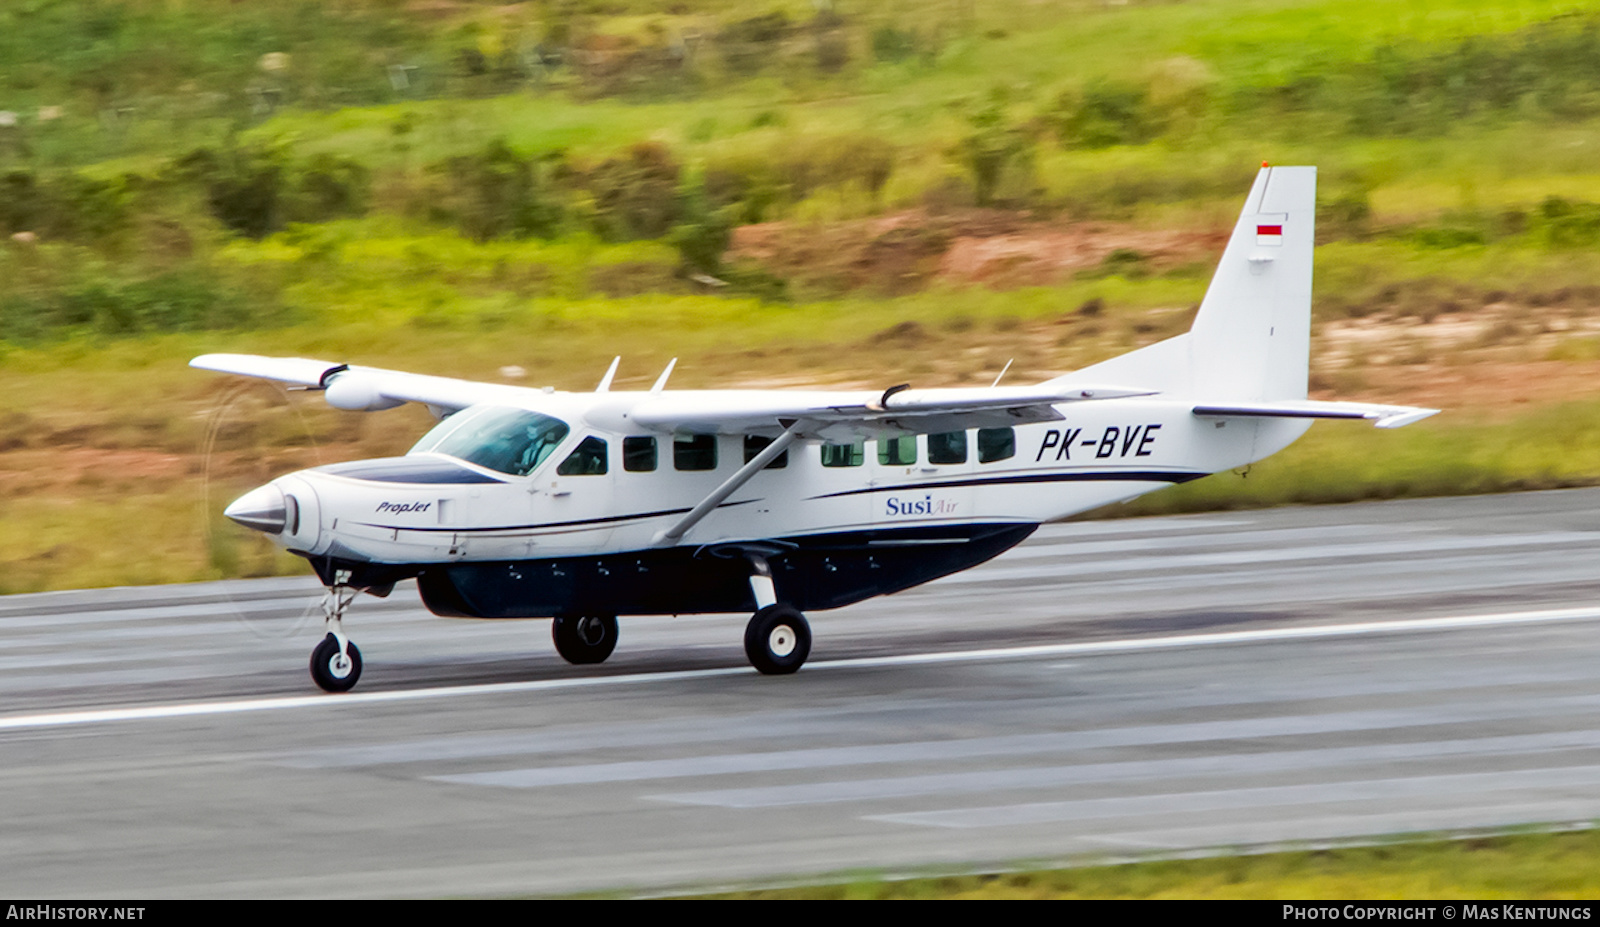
[225,484,287,534]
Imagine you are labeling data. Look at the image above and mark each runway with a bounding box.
[3,489,1600,897]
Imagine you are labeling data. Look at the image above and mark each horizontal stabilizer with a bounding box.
[1192,399,1439,429]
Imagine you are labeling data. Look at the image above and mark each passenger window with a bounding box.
[743,435,789,469]
[977,427,1015,463]
[820,441,864,468]
[878,435,917,466]
[556,436,609,476]
[927,431,968,465]
[674,434,718,471]
[623,436,657,472]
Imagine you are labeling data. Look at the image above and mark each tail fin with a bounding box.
[1051,165,1316,401]
[1190,165,1315,401]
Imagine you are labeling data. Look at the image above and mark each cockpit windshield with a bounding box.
[410,406,571,476]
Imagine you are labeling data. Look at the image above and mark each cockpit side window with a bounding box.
[557,436,609,476]
[410,407,571,476]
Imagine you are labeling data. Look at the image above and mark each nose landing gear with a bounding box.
[310,632,363,692]
[310,576,363,693]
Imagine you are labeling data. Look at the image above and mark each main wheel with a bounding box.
[310,633,363,693]
[552,614,619,665]
[744,604,811,675]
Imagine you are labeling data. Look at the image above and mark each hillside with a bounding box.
[6,0,1600,591]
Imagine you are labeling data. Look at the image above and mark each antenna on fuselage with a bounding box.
[650,358,678,394]
[991,358,1014,388]
[596,356,621,392]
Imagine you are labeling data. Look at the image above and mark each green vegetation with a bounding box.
[8,0,1600,594]
[1123,398,1600,517]
[5,296,1600,594]
[3,2,1600,332]
[4,6,1598,900]
[692,828,1600,899]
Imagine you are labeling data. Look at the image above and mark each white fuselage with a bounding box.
[260,394,1310,567]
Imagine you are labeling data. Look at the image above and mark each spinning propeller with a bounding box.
[198,377,330,639]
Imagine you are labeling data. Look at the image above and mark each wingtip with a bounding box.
[1374,408,1441,429]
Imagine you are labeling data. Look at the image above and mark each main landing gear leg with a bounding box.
[742,556,811,675]
[310,571,364,693]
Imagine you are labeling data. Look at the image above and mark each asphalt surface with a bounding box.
[3,489,1600,898]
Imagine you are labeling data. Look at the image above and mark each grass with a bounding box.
[2,5,1598,899]
[5,299,1600,593]
[1117,399,1600,517]
[8,0,1600,595]
[13,2,1600,212]
[690,827,1600,899]
[13,1,1590,160]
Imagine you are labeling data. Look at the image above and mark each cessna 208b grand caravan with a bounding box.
[196,165,1436,692]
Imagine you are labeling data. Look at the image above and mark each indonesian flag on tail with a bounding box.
[1256,214,1286,246]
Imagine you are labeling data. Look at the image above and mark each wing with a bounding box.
[194,353,1158,437]
[1192,399,1439,429]
[624,384,1156,440]
[190,353,525,415]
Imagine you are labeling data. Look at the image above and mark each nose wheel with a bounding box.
[310,633,363,692]
[310,577,363,692]
[552,614,619,664]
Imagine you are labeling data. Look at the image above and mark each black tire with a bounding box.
[744,605,811,675]
[552,614,619,665]
[310,633,363,693]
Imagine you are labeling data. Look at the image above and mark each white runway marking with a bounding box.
[938,531,1598,581]
[864,765,1600,830]
[645,729,1600,808]
[444,727,1600,795]
[2,605,1599,733]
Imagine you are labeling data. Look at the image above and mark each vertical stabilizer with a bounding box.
[1189,165,1316,400]
[1051,166,1316,401]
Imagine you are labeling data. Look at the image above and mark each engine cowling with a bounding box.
[325,373,405,412]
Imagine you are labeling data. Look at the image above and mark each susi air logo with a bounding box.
[376,501,432,514]
[886,495,958,517]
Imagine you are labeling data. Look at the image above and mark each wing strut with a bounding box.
[652,421,806,547]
